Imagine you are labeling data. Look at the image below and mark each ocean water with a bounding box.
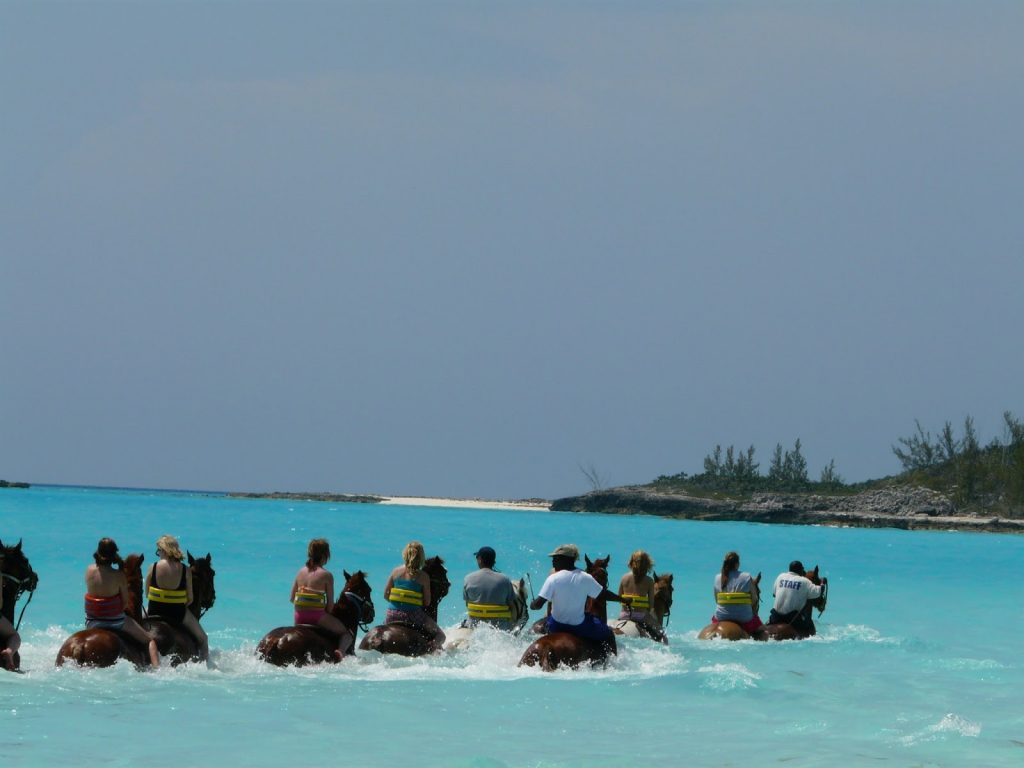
[2,485,1023,767]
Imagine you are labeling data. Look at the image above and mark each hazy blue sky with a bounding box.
[2,2,1022,498]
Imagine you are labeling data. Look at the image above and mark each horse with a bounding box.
[257,570,375,667]
[359,556,450,657]
[1,538,39,672]
[697,572,767,641]
[519,554,617,672]
[609,571,674,644]
[55,554,152,668]
[142,552,216,665]
[444,577,529,651]
[761,565,827,641]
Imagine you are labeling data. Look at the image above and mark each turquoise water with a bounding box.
[3,485,1023,767]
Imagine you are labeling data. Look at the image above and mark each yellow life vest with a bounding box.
[147,585,188,605]
[467,602,512,620]
[716,591,752,606]
[621,593,650,610]
[388,586,424,608]
[293,588,328,610]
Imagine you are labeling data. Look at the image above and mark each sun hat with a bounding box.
[548,544,579,560]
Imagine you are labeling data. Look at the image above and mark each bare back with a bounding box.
[292,565,335,610]
[86,563,127,599]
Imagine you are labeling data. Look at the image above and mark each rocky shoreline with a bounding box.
[0,480,31,489]
[550,485,1024,534]
[228,491,386,504]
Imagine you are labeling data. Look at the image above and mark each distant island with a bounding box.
[0,480,31,489]
[227,413,1024,534]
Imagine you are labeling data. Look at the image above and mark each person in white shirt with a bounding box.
[529,544,622,645]
[770,560,826,635]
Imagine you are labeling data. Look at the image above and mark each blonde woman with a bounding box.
[290,539,352,660]
[146,535,209,661]
[616,550,666,642]
[383,541,445,651]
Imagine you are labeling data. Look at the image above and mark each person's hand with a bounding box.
[622,595,633,606]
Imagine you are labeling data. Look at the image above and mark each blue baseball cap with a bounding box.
[474,546,496,560]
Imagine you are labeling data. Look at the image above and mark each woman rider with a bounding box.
[85,538,160,667]
[616,550,667,643]
[711,550,765,638]
[145,534,209,662]
[290,538,353,661]
[383,541,445,652]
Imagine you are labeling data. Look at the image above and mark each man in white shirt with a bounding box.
[530,544,620,645]
[770,560,826,635]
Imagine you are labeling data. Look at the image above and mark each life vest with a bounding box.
[621,593,650,610]
[148,585,188,604]
[293,588,328,610]
[716,591,753,606]
[388,579,424,609]
[85,593,124,620]
[467,602,512,620]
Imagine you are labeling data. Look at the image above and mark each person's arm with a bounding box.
[324,572,336,611]
[645,580,656,622]
[289,574,299,603]
[383,571,395,601]
[601,586,630,604]
[419,571,431,608]
[185,566,195,607]
[531,595,548,611]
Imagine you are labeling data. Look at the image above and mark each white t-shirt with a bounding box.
[772,571,823,614]
[538,568,603,625]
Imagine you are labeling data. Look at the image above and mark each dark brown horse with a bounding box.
[359,556,449,657]
[142,552,216,665]
[257,570,375,667]
[698,572,766,641]
[1,538,39,672]
[520,554,617,671]
[762,565,828,641]
[55,554,151,668]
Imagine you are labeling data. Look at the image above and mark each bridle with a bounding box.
[2,568,39,632]
[343,590,374,633]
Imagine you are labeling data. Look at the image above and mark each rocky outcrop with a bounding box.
[550,486,1024,534]
[0,480,30,489]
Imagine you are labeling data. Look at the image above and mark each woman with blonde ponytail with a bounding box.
[382,541,445,651]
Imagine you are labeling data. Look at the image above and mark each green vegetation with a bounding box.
[649,411,1024,517]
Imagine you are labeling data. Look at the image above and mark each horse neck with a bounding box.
[0,583,15,622]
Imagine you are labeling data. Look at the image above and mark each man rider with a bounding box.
[770,560,826,635]
[462,546,516,631]
[529,544,626,647]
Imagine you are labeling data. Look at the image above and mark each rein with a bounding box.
[343,591,373,632]
[3,570,38,631]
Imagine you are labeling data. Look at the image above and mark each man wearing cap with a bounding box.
[462,546,517,631]
[770,561,826,635]
[529,544,618,646]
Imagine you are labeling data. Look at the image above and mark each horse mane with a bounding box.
[122,554,145,620]
[422,556,450,620]
[187,551,216,618]
[584,554,610,622]
[653,572,674,624]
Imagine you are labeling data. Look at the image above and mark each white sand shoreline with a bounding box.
[378,495,550,511]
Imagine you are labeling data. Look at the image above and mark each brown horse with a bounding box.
[1,538,39,672]
[142,552,216,665]
[257,570,375,667]
[697,572,766,641]
[762,565,827,641]
[520,554,617,671]
[609,571,674,644]
[359,556,450,657]
[55,554,151,668]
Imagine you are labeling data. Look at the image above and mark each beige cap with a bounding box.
[548,544,579,560]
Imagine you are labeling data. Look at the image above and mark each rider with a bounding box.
[530,544,621,647]
[383,540,446,652]
[711,550,765,637]
[0,549,22,670]
[462,546,517,632]
[145,534,210,662]
[769,560,826,635]
[85,538,160,667]
[290,538,354,661]
[616,549,667,643]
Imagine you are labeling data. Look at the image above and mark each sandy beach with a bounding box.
[378,496,550,511]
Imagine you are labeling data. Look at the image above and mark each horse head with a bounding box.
[510,578,529,630]
[1,538,38,607]
[805,564,827,614]
[653,571,674,626]
[187,551,217,619]
[122,554,145,621]
[423,556,450,620]
[584,554,611,622]
[339,569,375,626]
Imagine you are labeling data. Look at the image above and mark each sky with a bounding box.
[2,2,1022,499]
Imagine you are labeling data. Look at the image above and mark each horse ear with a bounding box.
[16,539,23,551]
[188,551,195,565]
[653,570,658,580]
[205,553,211,563]
[585,555,593,568]
[755,572,762,584]
[344,570,352,580]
